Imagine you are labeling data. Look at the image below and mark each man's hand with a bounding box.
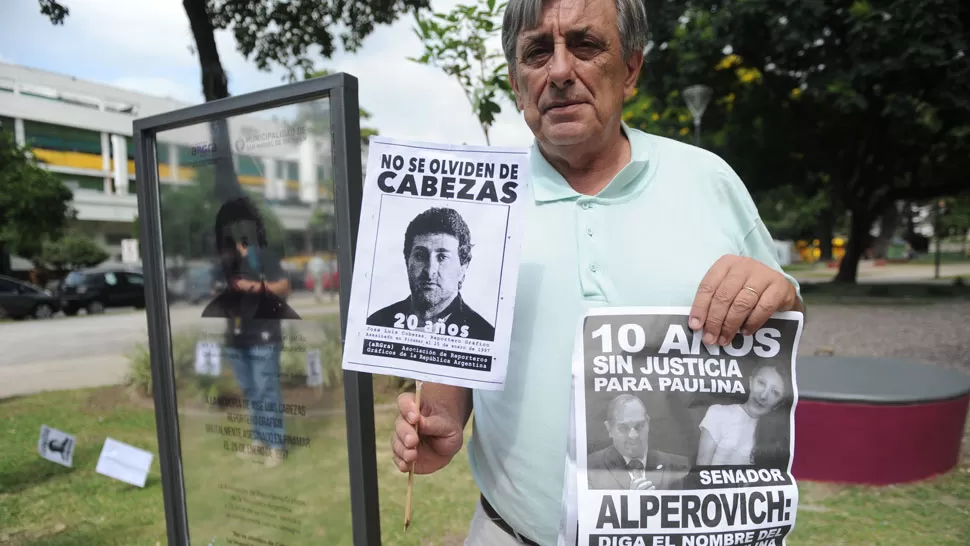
[689,255,802,346]
[631,477,656,491]
[391,391,465,475]
[232,278,262,293]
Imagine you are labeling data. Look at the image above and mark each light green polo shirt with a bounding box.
[467,123,800,545]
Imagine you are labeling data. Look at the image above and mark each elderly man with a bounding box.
[390,0,803,544]
[587,394,690,491]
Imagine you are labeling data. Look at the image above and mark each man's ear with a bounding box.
[623,49,645,100]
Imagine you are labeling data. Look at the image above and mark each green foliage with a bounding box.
[940,194,970,240]
[631,0,970,282]
[126,316,348,401]
[409,0,515,144]
[37,0,68,24]
[208,0,432,81]
[40,233,109,271]
[0,132,74,260]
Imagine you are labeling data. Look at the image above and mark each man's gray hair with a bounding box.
[501,0,649,74]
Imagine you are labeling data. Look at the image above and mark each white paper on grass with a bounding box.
[563,306,805,546]
[95,437,154,488]
[195,340,221,377]
[37,424,76,468]
[341,136,532,391]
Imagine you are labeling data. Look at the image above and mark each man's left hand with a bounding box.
[689,255,801,346]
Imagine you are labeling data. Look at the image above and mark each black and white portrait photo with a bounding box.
[586,393,691,491]
[365,201,506,343]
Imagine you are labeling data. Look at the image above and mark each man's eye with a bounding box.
[524,48,550,62]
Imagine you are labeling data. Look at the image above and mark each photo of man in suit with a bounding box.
[587,394,690,491]
[367,206,495,341]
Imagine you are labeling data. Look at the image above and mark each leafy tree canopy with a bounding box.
[0,133,74,261]
[629,0,970,282]
[41,233,109,271]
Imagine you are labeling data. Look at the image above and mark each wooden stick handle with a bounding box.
[404,381,423,531]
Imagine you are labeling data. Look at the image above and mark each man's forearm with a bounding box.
[423,382,473,427]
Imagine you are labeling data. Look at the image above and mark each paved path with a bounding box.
[796,301,970,373]
[4,274,969,399]
[0,295,339,399]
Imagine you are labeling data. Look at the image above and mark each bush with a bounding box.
[125,328,238,402]
[125,313,418,403]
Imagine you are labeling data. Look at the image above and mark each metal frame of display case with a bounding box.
[132,73,380,546]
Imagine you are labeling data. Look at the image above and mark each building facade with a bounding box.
[0,61,361,263]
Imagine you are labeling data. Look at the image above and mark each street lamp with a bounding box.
[682,84,713,147]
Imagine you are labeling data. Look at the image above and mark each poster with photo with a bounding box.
[342,136,531,390]
[563,306,804,546]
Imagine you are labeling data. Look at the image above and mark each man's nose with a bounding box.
[547,42,575,88]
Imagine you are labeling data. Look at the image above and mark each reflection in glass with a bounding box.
[154,95,352,545]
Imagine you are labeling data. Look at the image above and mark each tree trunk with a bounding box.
[0,243,10,276]
[183,0,229,102]
[834,209,874,283]
[819,208,834,262]
[871,201,900,259]
[183,0,244,203]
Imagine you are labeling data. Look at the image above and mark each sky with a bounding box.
[0,0,536,148]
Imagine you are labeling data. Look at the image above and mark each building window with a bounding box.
[238,155,263,177]
[0,116,13,137]
[287,161,298,181]
[52,172,104,192]
[24,120,101,155]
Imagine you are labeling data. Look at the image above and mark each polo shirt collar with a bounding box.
[529,121,652,204]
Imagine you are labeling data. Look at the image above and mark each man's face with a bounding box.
[606,398,649,459]
[406,233,467,311]
[510,0,642,148]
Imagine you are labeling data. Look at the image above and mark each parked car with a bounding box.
[0,275,60,320]
[57,266,146,315]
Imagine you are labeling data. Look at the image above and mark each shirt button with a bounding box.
[589,264,598,272]
[586,227,594,236]
[581,202,592,210]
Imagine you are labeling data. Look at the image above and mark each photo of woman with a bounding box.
[695,363,791,467]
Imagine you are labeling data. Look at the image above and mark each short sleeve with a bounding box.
[699,404,728,441]
[260,249,286,281]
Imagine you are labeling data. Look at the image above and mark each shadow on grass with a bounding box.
[0,458,76,496]
[0,439,110,495]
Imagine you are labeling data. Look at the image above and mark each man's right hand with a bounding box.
[391,391,465,475]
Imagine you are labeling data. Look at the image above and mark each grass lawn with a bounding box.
[2,387,968,545]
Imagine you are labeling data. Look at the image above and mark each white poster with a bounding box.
[95,437,154,488]
[121,238,140,264]
[195,341,222,377]
[563,307,804,546]
[38,424,76,468]
[306,349,323,387]
[341,136,531,390]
